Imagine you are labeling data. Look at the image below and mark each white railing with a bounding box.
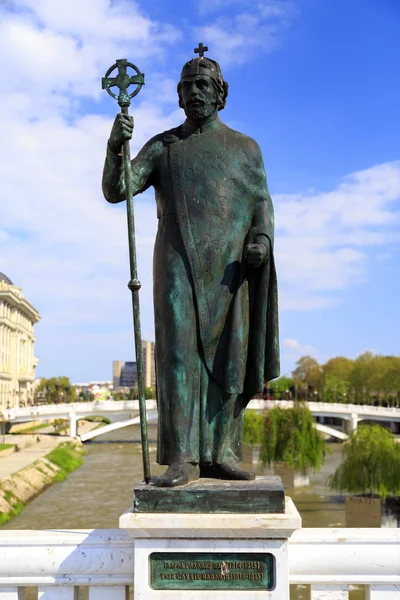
[0,528,399,599]
[258,400,400,421]
[5,399,400,424]
[2,400,158,422]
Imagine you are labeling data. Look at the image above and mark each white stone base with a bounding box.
[120,496,301,538]
[134,538,288,599]
[120,496,301,599]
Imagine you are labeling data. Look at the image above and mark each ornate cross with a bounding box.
[194,43,209,58]
[102,58,145,108]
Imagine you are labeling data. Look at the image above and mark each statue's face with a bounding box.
[180,75,218,121]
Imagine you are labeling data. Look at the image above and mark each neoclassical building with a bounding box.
[0,273,40,409]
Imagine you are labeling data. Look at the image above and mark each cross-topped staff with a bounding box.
[102,59,150,485]
[194,42,209,58]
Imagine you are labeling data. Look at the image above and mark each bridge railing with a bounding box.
[249,399,400,418]
[6,399,400,417]
[2,400,158,421]
[0,528,399,599]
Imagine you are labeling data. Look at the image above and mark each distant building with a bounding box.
[0,273,40,409]
[113,340,156,390]
[142,340,156,388]
[120,362,137,388]
[73,381,113,400]
[112,360,122,390]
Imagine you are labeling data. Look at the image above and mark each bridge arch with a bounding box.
[79,410,158,442]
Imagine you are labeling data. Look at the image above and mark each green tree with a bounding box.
[35,377,76,404]
[348,351,384,397]
[261,405,325,472]
[324,374,351,403]
[322,356,354,382]
[243,412,264,445]
[128,386,156,400]
[270,376,294,398]
[292,356,323,397]
[329,425,400,498]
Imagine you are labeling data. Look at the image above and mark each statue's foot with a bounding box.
[155,462,200,488]
[200,461,256,481]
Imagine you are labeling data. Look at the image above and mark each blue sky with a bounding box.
[0,0,399,382]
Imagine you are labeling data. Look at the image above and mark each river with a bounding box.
[2,426,399,530]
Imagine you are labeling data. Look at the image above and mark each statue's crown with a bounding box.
[180,44,224,83]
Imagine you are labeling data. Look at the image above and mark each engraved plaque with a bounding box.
[150,552,274,590]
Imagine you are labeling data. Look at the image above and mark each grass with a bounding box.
[83,416,112,432]
[83,416,112,424]
[0,443,14,451]
[0,441,86,525]
[0,490,25,526]
[46,441,85,482]
[11,423,49,434]
[52,418,69,434]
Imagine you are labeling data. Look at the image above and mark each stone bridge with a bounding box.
[2,399,400,441]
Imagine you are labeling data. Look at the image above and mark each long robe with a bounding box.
[103,117,279,466]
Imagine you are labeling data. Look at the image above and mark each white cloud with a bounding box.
[194,0,296,66]
[0,1,182,381]
[282,338,317,361]
[0,1,181,107]
[275,162,400,310]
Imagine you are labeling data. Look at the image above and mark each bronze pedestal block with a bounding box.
[133,475,284,514]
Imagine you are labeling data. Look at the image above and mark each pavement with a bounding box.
[0,420,98,480]
[0,435,63,480]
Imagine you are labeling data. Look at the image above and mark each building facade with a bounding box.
[113,340,155,391]
[112,360,122,390]
[142,340,156,388]
[120,362,137,388]
[0,273,40,409]
[73,381,113,401]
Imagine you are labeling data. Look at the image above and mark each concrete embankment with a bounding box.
[0,436,86,525]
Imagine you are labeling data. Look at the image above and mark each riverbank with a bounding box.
[0,439,85,525]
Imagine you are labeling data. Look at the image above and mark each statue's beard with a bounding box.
[184,99,217,121]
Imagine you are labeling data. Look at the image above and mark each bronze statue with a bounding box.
[102,45,280,488]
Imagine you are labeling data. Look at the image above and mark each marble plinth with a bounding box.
[120,497,301,599]
[133,476,284,514]
[121,496,300,538]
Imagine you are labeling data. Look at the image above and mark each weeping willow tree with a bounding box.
[243,412,265,445]
[243,405,325,471]
[329,425,400,499]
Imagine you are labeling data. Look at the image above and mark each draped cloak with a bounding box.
[104,116,280,465]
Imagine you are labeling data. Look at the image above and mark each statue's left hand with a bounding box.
[245,243,269,267]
